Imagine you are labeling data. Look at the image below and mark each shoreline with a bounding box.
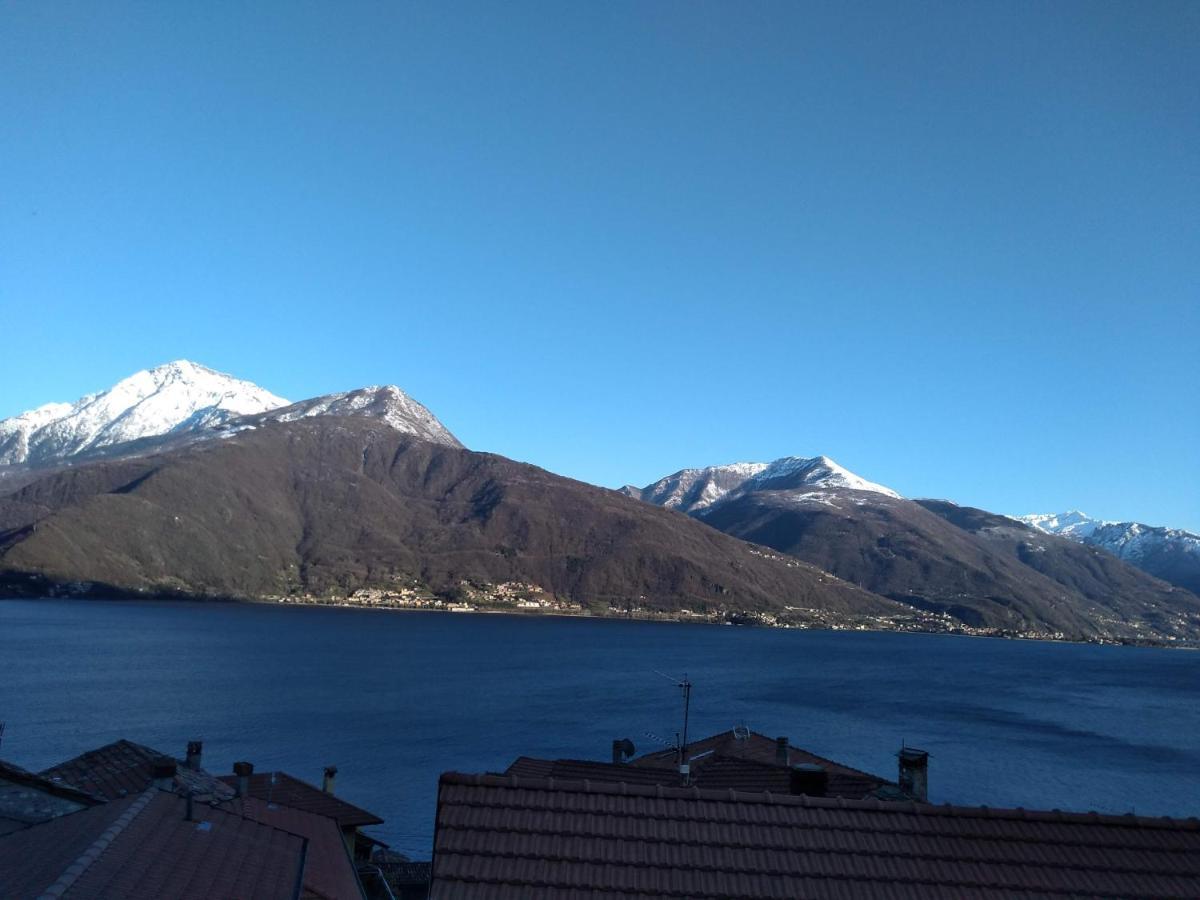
[3,592,1195,651]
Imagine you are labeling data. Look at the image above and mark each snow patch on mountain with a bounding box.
[1018,510,1200,593]
[220,385,462,448]
[633,455,900,514]
[0,361,288,467]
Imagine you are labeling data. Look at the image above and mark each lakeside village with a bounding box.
[4,718,1199,897]
[265,573,1083,642]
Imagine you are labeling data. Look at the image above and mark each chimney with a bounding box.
[151,759,177,791]
[611,738,636,765]
[185,740,203,771]
[775,736,789,765]
[322,765,337,794]
[233,761,254,798]
[898,748,929,802]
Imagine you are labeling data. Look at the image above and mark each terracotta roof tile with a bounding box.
[0,758,102,808]
[229,795,365,900]
[218,771,383,828]
[39,739,233,803]
[0,789,308,899]
[430,772,1200,899]
[633,729,892,797]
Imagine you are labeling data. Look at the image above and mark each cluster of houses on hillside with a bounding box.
[2,727,1199,898]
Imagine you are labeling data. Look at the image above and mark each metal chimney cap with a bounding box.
[898,748,930,763]
[232,761,254,776]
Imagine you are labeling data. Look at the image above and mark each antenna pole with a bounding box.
[679,675,692,785]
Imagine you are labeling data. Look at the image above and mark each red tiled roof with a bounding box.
[218,771,383,828]
[431,772,1200,899]
[633,729,892,798]
[39,738,234,803]
[505,757,682,787]
[505,729,893,800]
[0,758,101,807]
[230,795,365,900]
[0,789,307,899]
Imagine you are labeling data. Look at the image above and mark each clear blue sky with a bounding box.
[1,2,1197,529]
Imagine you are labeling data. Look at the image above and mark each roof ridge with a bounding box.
[744,730,888,781]
[34,788,158,900]
[440,772,1200,829]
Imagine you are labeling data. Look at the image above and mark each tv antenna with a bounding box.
[654,671,692,784]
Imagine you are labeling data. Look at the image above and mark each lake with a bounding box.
[2,598,1198,858]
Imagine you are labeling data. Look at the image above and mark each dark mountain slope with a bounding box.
[0,418,888,619]
[694,489,1200,641]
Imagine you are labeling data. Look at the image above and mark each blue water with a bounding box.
[2,599,1198,857]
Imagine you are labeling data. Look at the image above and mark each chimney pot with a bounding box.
[789,764,828,797]
[775,736,789,765]
[322,765,338,794]
[186,740,203,771]
[232,761,254,798]
[898,748,929,802]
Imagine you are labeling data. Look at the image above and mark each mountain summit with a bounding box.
[1017,511,1200,595]
[623,455,899,514]
[0,361,287,467]
[0,361,462,468]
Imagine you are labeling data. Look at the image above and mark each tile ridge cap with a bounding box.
[35,787,159,900]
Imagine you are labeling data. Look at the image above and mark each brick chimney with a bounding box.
[233,761,254,798]
[185,740,203,771]
[322,765,337,795]
[789,763,828,797]
[152,759,177,791]
[775,736,789,765]
[898,748,929,802]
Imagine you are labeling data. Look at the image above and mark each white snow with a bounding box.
[0,360,288,466]
[636,454,900,514]
[1017,510,1200,566]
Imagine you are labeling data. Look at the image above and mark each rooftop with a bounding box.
[218,770,384,828]
[39,738,234,803]
[633,729,892,798]
[230,795,365,900]
[0,788,307,899]
[431,772,1200,899]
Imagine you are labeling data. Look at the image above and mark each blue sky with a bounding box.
[1,2,1197,529]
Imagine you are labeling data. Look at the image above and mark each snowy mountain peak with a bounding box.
[631,454,899,514]
[1017,511,1200,594]
[220,384,462,448]
[0,361,289,467]
[1017,511,1106,540]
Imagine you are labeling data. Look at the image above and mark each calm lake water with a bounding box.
[2,598,1198,857]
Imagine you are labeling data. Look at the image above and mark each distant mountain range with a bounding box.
[625,458,1199,641]
[1017,511,1200,596]
[1,363,1197,644]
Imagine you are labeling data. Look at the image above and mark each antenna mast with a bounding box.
[678,674,692,784]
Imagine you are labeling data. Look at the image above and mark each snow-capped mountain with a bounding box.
[218,385,462,448]
[0,361,288,467]
[0,361,464,470]
[1017,511,1200,595]
[624,455,899,514]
